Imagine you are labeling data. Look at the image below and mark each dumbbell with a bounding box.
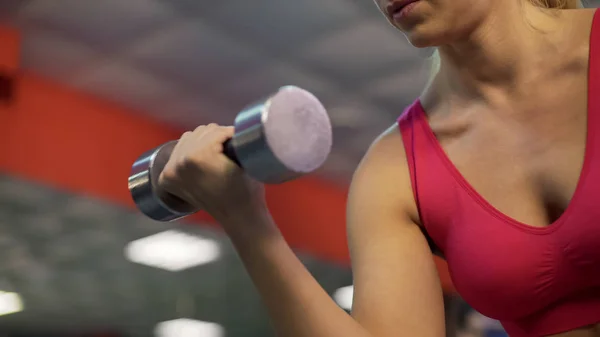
[128,86,333,222]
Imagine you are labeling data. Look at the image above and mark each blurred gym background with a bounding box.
[2,0,590,336]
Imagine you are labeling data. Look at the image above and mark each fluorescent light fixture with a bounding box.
[0,291,23,316]
[125,230,220,271]
[155,318,225,337]
[333,285,354,310]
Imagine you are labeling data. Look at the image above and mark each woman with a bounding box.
[159,0,600,336]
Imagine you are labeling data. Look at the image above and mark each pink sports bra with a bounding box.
[397,9,600,337]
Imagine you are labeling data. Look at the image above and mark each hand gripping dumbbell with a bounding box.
[128,86,333,222]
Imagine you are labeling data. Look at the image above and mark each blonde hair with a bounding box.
[529,0,580,8]
[428,0,582,79]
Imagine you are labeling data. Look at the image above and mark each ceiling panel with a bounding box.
[157,93,234,127]
[212,61,342,111]
[298,19,420,85]
[155,0,227,16]
[14,0,177,53]
[364,63,429,111]
[68,61,183,116]
[20,28,102,83]
[204,0,365,54]
[328,99,392,129]
[0,0,32,21]
[124,20,270,89]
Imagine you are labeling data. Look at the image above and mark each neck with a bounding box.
[431,2,564,105]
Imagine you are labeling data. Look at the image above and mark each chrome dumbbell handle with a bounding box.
[128,141,193,222]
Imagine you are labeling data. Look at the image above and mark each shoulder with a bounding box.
[349,123,419,222]
[361,103,422,167]
[354,101,423,190]
[369,124,406,157]
[348,123,443,257]
[354,124,406,181]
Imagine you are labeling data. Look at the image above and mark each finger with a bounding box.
[192,124,206,134]
[211,125,235,142]
[191,124,223,146]
[159,131,192,182]
[169,131,193,159]
[206,127,236,156]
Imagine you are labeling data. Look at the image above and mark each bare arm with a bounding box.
[348,126,445,337]
[221,126,445,337]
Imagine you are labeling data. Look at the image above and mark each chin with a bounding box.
[402,21,459,49]
[406,35,436,48]
[404,30,444,48]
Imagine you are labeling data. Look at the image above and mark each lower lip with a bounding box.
[393,1,419,20]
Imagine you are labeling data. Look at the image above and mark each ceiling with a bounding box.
[0,174,353,336]
[0,0,433,182]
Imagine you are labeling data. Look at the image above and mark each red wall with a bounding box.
[0,26,19,73]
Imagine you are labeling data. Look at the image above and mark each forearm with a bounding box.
[220,212,372,337]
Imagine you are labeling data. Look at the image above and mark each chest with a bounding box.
[429,76,589,228]
[419,72,600,320]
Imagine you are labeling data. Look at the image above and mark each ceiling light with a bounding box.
[125,230,220,271]
[0,291,23,316]
[333,285,353,310]
[155,318,224,337]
